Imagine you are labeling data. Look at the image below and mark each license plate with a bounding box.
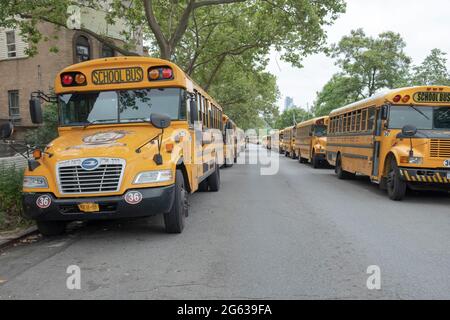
[447,172,450,179]
[78,203,100,213]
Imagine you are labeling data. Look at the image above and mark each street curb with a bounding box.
[0,226,39,250]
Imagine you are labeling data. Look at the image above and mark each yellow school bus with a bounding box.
[282,126,295,158]
[17,56,225,235]
[294,116,329,168]
[327,86,450,200]
[278,129,285,154]
[222,114,237,167]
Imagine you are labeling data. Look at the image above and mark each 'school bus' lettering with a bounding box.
[92,67,144,85]
[413,91,450,103]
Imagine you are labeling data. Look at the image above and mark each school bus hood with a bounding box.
[48,126,165,159]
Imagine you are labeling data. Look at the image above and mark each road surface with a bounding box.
[0,145,449,299]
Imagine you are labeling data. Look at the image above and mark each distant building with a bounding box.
[0,5,143,140]
[284,96,294,111]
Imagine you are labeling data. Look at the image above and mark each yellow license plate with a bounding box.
[78,203,100,213]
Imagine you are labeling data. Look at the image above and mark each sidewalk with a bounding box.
[0,226,38,250]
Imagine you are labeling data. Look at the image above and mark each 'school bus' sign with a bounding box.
[92,67,144,85]
[413,91,450,104]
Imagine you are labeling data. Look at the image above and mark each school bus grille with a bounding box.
[430,139,450,158]
[58,164,123,194]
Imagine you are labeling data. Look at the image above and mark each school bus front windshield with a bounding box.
[59,87,187,126]
[388,105,450,130]
[313,125,327,137]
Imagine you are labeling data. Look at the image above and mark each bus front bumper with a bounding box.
[22,185,175,222]
[399,167,450,184]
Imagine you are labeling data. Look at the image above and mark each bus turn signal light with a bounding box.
[32,149,42,160]
[165,143,174,153]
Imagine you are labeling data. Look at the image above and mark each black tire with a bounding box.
[335,154,354,180]
[37,221,66,237]
[207,163,220,192]
[299,153,307,163]
[164,170,187,234]
[198,179,208,192]
[291,151,297,160]
[285,151,289,157]
[387,157,407,201]
[312,153,320,169]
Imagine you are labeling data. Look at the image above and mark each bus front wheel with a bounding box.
[387,158,407,201]
[207,163,221,192]
[164,170,187,234]
[312,153,320,169]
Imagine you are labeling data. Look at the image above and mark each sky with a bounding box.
[266,0,450,111]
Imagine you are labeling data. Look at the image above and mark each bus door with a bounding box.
[192,93,204,182]
[371,105,388,178]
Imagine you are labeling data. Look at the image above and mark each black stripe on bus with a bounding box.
[342,153,369,160]
[327,143,373,149]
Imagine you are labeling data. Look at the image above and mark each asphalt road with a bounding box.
[0,145,449,299]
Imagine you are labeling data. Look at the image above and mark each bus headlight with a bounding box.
[23,176,48,188]
[133,170,173,184]
[400,156,423,165]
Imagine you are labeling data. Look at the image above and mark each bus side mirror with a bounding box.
[401,125,417,137]
[150,113,171,129]
[0,122,14,139]
[29,98,43,124]
[190,99,198,124]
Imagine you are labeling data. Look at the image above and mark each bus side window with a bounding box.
[196,92,201,124]
[356,110,361,131]
[361,109,367,131]
[339,116,343,133]
[368,107,376,132]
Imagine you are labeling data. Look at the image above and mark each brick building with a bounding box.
[0,8,143,142]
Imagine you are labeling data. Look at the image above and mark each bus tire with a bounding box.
[335,154,354,180]
[312,153,320,169]
[198,179,208,192]
[387,157,407,201]
[164,170,186,234]
[37,221,66,237]
[207,163,220,192]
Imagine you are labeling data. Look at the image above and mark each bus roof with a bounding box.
[55,56,223,111]
[329,86,450,117]
[296,116,329,129]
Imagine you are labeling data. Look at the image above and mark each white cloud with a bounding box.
[267,0,450,111]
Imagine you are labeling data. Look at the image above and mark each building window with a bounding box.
[101,44,114,58]
[8,90,20,119]
[75,35,90,62]
[6,31,16,58]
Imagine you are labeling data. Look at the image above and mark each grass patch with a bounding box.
[0,165,32,232]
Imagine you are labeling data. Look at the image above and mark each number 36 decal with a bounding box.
[124,191,143,205]
[36,195,52,209]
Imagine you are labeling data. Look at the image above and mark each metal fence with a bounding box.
[0,155,28,170]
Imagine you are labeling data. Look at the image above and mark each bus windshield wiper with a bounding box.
[83,119,117,129]
[408,105,430,120]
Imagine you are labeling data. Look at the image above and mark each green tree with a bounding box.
[274,107,313,129]
[411,49,450,86]
[0,0,137,56]
[25,103,59,146]
[332,29,411,97]
[312,74,361,117]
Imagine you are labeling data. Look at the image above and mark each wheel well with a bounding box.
[176,162,191,193]
[382,152,396,178]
